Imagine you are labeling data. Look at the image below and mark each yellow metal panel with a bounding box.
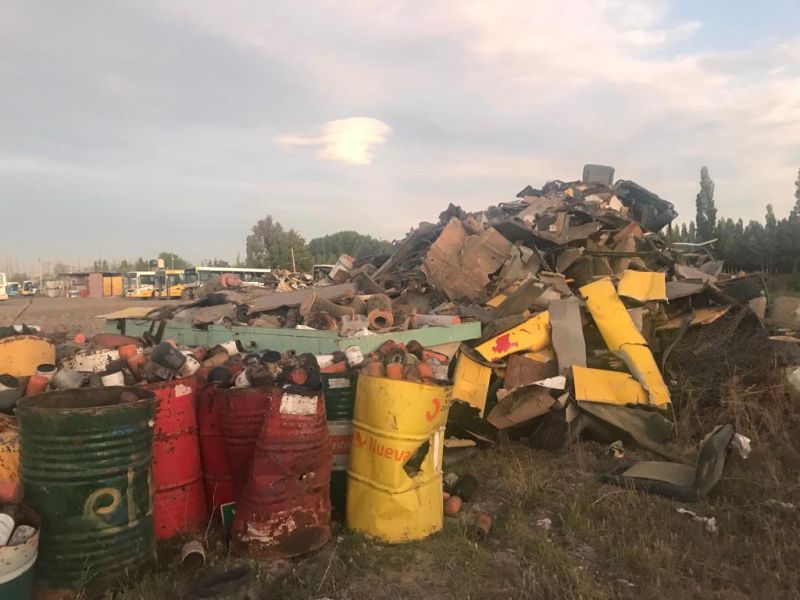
[475,311,550,361]
[347,375,451,543]
[0,336,56,377]
[451,352,492,416]
[572,365,649,405]
[580,278,671,408]
[617,270,667,302]
[485,293,507,308]
[524,348,555,363]
[102,276,112,297]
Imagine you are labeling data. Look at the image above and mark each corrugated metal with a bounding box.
[143,377,207,540]
[231,389,331,558]
[17,387,156,593]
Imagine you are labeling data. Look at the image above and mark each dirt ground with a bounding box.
[0,296,170,337]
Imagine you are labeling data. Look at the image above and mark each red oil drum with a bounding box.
[196,383,236,512]
[218,386,272,499]
[143,377,208,540]
[231,389,331,558]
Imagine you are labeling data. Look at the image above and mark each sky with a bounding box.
[2,0,799,270]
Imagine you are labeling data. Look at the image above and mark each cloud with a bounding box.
[3,0,800,265]
[275,117,391,165]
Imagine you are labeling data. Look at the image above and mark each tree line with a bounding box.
[668,167,800,273]
[68,226,393,278]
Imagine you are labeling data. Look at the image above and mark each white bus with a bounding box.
[125,271,156,299]
[182,266,271,299]
[0,272,7,301]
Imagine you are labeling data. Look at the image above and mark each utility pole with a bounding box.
[290,247,297,273]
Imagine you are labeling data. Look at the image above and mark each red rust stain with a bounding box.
[491,333,518,355]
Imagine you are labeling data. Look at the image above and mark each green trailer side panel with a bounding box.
[107,320,481,355]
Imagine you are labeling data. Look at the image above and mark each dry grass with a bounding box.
[106,378,800,600]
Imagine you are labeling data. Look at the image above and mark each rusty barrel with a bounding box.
[217,386,272,500]
[197,383,236,512]
[231,388,331,558]
[143,377,207,540]
[17,387,156,594]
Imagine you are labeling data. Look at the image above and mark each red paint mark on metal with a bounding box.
[144,376,208,540]
[425,398,442,422]
[352,429,366,449]
[197,383,236,512]
[231,389,331,558]
[218,386,272,500]
[491,333,518,355]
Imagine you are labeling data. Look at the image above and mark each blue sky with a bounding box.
[1,1,799,270]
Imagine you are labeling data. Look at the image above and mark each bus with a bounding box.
[6,282,19,297]
[20,280,39,296]
[0,273,6,301]
[125,271,156,299]
[181,266,272,300]
[154,268,186,299]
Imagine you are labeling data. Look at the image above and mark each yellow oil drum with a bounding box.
[346,374,451,543]
[0,336,56,378]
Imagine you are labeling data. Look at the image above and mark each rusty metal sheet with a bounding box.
[505,352,558,390]
[422,218,514,302]
[247,283,355,316]
[487,386,555,430]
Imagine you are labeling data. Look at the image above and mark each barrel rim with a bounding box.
[211,385,273,398]
[141,376,198,391]
[17,386,155,413]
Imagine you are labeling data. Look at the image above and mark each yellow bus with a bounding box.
[125,271,156,299]
[181,266,271,300]
[154,268,186,299]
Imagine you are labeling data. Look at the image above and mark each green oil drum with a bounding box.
[322,372,356,421]
[322,372,356,512]
[17,387,156,594]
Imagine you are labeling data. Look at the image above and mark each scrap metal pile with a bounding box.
[125,164,800,455]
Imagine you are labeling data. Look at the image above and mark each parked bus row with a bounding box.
[0,274,40,300]
[125,266,275,300]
